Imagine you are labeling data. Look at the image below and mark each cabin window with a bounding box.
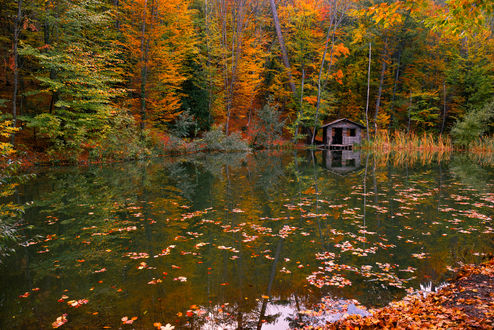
[349,128,356,137]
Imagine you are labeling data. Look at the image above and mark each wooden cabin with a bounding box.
[320,119,365,149]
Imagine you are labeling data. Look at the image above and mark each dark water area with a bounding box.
[1,151,493,329]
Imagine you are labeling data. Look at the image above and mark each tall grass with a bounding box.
[362,130,453,153]
[468,136,494,154]
[467,136,494,165]
[361,131,494,166]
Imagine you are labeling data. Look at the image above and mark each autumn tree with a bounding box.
[121,0,197,130]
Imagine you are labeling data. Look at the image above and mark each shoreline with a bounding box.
[323,258,494,329]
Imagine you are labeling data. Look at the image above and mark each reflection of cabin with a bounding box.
[322,150,362,175]
[320,119,365,150]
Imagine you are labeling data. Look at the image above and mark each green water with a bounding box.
[1,151,493,329]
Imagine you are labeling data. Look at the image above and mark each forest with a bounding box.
[0,0,493,161]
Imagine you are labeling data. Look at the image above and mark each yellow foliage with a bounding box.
[0,121,18,157]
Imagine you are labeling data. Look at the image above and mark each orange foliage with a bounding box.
[121,0,196,127]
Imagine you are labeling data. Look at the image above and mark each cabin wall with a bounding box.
[325,123,362,146]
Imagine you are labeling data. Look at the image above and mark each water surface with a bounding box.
[1,151,493,329]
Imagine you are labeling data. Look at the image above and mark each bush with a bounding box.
[192,128,250,152]
[170,110,197,138]
[89,113,152,161]
[251,102,285,149]
[161,135,188,154]
[452,99,494,147]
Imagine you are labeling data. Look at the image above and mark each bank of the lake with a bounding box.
[325,258,494,329]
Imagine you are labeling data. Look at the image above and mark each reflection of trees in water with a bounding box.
[161,152,249,201]
[0,168,34,262]
[252,152,286,196]
[164,161,199,201]
[450,155,494,193]
[198,152,249,177]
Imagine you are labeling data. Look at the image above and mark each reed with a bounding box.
[468,136,494,154]
[361,131,494,166]
[361,130,453,153]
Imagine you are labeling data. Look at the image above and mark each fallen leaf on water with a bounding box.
[121,316,137,324]
[67,299,88,308]
[52,314,68,328]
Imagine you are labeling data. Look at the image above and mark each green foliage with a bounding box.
[18,0,123,156]
[26,113,62,139]
[192,128,250,152]
[170,110,197,138]
[89,113,152,161]
[447,56,493,114]
[409,92,440,131]
[251,102,285,148]
[451,99,494,147]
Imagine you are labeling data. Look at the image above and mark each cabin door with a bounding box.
[333,128,343,144]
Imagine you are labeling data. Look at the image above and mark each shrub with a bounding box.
[251,102,285,149]
[170,110,197,138]
[451,99,494,147]
[192,128,250,152]
[89,113,152,161]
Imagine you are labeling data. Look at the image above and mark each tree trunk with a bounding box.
[311,22,336,145]
[11,0,23,145]
[114,0,120,30]
[269,0,296,97]
[226,0,245,135]
[311,0,348,144]
[407,91,412,134]
[205,0,212,126]
[365,42,371,142]
[294,60,305,142]
[388,13,409,132]
[388,47,401,132]
[441,81,447,134]
[374,37,387,135]
[43,1,59,115]
[139,0,149,131]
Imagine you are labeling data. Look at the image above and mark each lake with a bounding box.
[1,151,493,329]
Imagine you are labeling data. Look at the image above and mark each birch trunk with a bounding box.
[11,0,23,144]
[441,81,447,134]
[139,0,149,130]
[365,42,371,142]
[374,38,387,135]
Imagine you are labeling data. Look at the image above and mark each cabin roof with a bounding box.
[320,118,366,129]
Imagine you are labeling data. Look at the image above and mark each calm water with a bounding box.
[1,151,493,329]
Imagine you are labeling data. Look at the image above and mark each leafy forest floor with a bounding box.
[312,258,494,329]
